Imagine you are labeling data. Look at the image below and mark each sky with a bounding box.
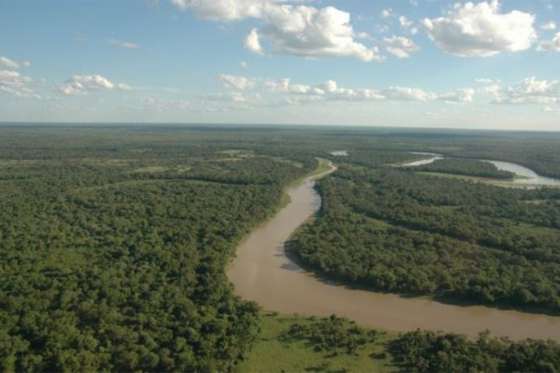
[0,0,559,130]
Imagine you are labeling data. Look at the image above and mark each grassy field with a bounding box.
[237,313,395,373]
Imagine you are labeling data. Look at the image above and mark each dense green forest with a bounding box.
[241,313,560,372]
[390,330,560,372]
[411,158,515,179]
[0,128,316,371]
[283,315,378,355]
[290,164,560,312]
[1,125,560,372]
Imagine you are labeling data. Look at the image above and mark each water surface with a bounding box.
[228,166,560,340]
[401,152,442,167]
[403,153,560,187]
[487,160,560,187]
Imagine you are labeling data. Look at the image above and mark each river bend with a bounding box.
[227,164,560,340]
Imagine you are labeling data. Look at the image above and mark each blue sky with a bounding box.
[0,0,559,129]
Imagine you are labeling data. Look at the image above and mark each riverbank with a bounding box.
[228,160,560,341]
[401,153,560,188]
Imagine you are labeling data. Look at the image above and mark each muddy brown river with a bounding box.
[227,164,560,340]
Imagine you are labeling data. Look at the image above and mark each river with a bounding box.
[227,163,560,341]
[403,152,560,187]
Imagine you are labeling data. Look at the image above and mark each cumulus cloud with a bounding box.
[381,8,392,18]
[541,21,557,31]
[264,77,474,103]
[399,16,413,29]
[0,55,36,98]
[171,0,263,20]
[384,36,419,58]
[0,56,30,70]
[538,32,560,52]
[265,78,329,95]
[382,86,435,101]
[59,74,130,96]
[423,0,536,57]
[266,77,370,100]
[399,16,418,35]
[244,28,263,54]
[490,77,560,105]
[260,5,381,61]
[172,0,381,62]
[0,70,37,98]
[218,74,255,91]
[0,57,20,70]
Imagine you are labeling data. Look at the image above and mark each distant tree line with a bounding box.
[412,158,515,179]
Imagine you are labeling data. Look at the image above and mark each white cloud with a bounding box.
[437,88,476,103]
[0,56,30,70]
[399,16,418,35]
[245,28,263,54]
[384,36,419,58]
[423,0,536,57]
[59,74,130,96]
[110,39,140,49]
[0,70,37,98]
[173,0,381,62]
[117,83,132,90]
[0,57,20,70]
[381,8,392,18]
[264,77,474,103]
[268,78,385,101]
[382,86,435,101]
[240,61,248,69]
[260,5,381,61]
[219,74,256,91]
[200,91,262,111]
[171,0,263,20]
[490,77,560,105]
[475,78,497,84]
[399,16,413,29]
[541,21,557,31]
[538,32,560,52]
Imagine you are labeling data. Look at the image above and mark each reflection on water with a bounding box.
[227,165,560,340]
[486,160,560,187]
[402,152,442,167]
[403,152,560,187]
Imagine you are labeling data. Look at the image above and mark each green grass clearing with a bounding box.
[237,313,394,373]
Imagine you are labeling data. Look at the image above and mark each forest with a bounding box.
[411,158,515,179]
[0,127,314,371]
[290,164,560,312]
[389,330,560,372]
[1,124,560,372]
